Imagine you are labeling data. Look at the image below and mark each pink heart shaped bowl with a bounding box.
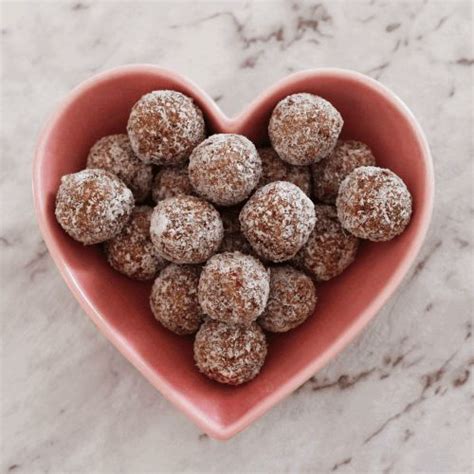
[33,65,434,440]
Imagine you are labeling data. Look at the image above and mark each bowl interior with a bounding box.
[34,67,432,439]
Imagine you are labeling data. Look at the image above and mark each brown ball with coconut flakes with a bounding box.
[268,93,343,166]
[86,134,153,202]
[336,166,413,241]
[150,195,223,264]
[194,319,267,385]
[312,140,376,203]
[240,181,316,262]
[55,168,134,245]
[127,90,206,166]
[189,134,262,206]
[293,204,359,281]
[104,206,167,281]
[150,264,203,335]
[218,206,255,255]
[258,265,317,333]
[258,147,311,196]
[151,166,194,203]
[198,252,270,326]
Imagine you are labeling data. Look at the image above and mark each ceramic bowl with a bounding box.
[33,65,434,440]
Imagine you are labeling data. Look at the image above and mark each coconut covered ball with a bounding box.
[198,252,270,326]
[312,139,376,203]
[86,134,153,202]
[104,206,166,280]
[218,206,254,255]
[151,166,194,203]
[258,147,311,196]
[150,195,223,264]
[55,169,134,245]
[194,320,267,385]
[240,181,316,262]
[336,166,413,241]
[268,93,343,166]
[294,204,359,281]
[188,134,262,206]
[127,90,205,166]
[258,265,317,332]
[150,264,202,335]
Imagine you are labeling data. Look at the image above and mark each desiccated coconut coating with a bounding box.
[294,204,359,281]
[336,166,413,241]
[104,206,167,281]
[86,134,153,202]
[55,169,134,245]
[150,195,223,264]
[151,166,194,203]
[188,134,262,206]
[218,207,254,255]
[268,93,343,166]
[198,252,270,326]
[240,181,316,262]
[127,90,205,166]
[258,265,317,333]
[258,147,311,196]
[150,264,202,335]
[312,140,376,203]
[194,319,267,385]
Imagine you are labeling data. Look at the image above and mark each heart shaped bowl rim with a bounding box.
[33,65,434,440]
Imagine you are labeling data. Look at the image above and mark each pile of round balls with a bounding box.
[55,90,413,385]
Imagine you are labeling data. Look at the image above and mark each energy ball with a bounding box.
[258,147,311,196]
[189,134,262,206]
[55,169,134,245]
[127,90,205,166]
[150,264,202,335]
[240,181,316,262]
[258,265,317,333]
[194,320,267,385]
[336,166,413,241]
[312,140,376,203]
[294,204,359,281]
[151,166,194,203]
[86,134,153,202]
[218,207,254,255]
[104,206,166,280]
[150,195,223,264]
[198,252,270,326]
[268,93,343,166]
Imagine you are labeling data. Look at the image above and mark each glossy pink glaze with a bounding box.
[33,66,434,440]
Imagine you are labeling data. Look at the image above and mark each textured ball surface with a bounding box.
[104,206,166,281]
[218,206,254,255]
[336,166,412,241]
[198,252,270,326]
[55,169,134,245]
[258,147,311,195]
[86,134,153,202]
[312,140,376,203]
[258,265,317,333]
[293,205,359,281]
[240,181,316,262]
[194,320,267,385]
[151,166,194,203]
[150,195,223,264]
[268,93,343,165]
[150,264,202,335]
[189,134,262,206]
[127,90,205,166]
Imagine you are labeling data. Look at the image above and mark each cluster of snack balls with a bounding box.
[55,90,413,385]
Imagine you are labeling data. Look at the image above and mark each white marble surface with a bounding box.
[1,1,473,472]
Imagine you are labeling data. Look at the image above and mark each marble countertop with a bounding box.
[1,1,472,472]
